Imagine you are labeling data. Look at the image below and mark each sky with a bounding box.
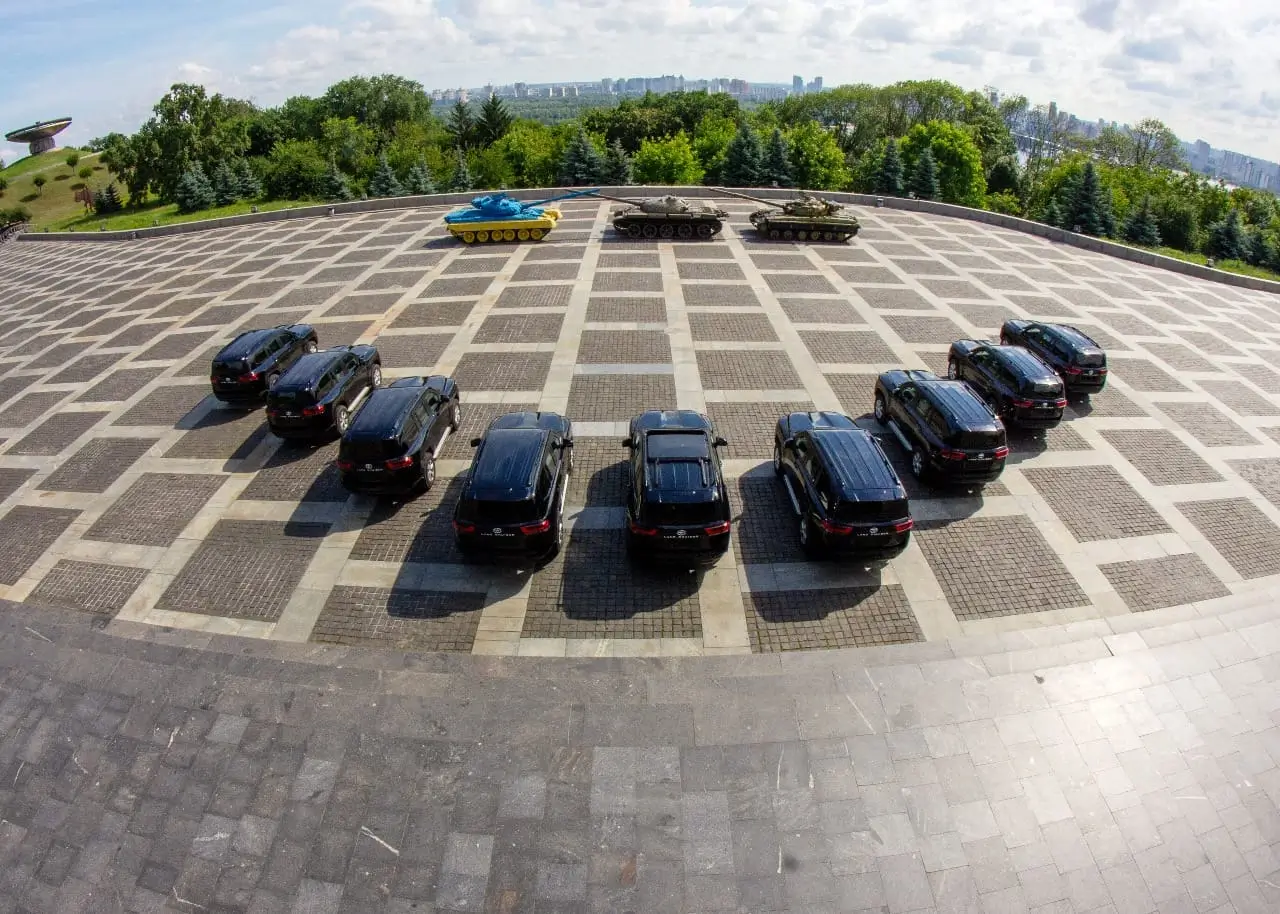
[2,0,1278,166]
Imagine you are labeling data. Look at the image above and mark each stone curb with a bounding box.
[17,184,1280,296]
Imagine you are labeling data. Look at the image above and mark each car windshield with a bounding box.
[1073,350,1106,368]
[341,438,403,461]
[213,359,250,374]
[1024,379,1063,396]
[951,429,1003,450]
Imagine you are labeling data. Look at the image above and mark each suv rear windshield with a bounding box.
[270,387,315,405]
[642,500,721,526]
[341,438,404,462]
[1073,350,1105,368]
[213,359,250,375]
[1023,379,1063,396]
[470,499,538,525]
[951,430,1003,450]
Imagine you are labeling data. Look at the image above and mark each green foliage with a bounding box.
[319,75,431,141]
[491,122,561,188]
[984,192,1023,216]
[319,161,352,201]
[65,151,80,168]
[986,156,1021,197]
[907,148,940,201]
[559,128,604,186]
[784,121,848,190]
[447,102,477,150]
[0,176,7,194]
[900,121,985,206]
[1063,162,1115,237]
[77,166,93,181]
[0,205,32,224]
[874,139,904,196]
[405,158,436,195]
[633,132,704,185]
[93,183,124,215]
[722,124,763,187]
[1243,229,1274,268]
[211,161,240,206]
[761,128,792,187]
[1122,196,1162,246]
[476,95,514,146]
[368,153,405,197]
[1153,198,1199,251]
[691,115,737,185]
[470,146,513,189]
[1094,119,1185,170]
[234,159,262,199]
[450,150,474,191]
[264,139,327,200]
[1206,209,1245,261]
[319,116,377,180]
[601,140,634,186]
[32,175,47,194]
[174,163,215,212]
[1040,197,1064,228]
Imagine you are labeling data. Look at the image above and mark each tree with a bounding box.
[761,128,792,187]
[94,183,123,214]
[722,124,763,187]
[1154,198,1198,251]
[264,139,327,199]
[874,139,904,196]
[0,177,7,195]
[908,148,940,200]
[318,116,377,179]
[405,158,436,195]
[1095,118,1185,170]
[986,156,1021,197]
[1244,229,1274,268]
[318,74,431,142]
[1040,196,1064,228]
[1122,196,1162,247]
[559,128,604,186]
[1064,162,1114,236]
[447,101,477,150]
[368,153,404,197]
[32,175,47,195]
[65,151,80,168]
[491,122,560,187]
[691,114,737,185]
[174,163,215,212]
[784,121,848,190]
[475,95,514,146]
[234,158,262,199]
[212,161,240,206]
[632,132,704,185]
[77,166,93,181]
[601,140,634,186]
[450,150,474,191]
[319,160,352,201]
[900,121,986,206]
[1206,209,1245,261]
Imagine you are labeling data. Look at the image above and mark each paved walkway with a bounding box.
[2,588,1279,913]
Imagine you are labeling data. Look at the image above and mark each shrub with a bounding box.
[874,139,905,197]
[65,151,80,168]
[32,175,47,194]
[234,159,263,199]
[174,164,215,212]
[211,162,240,206]
[559,127,604,186]
[264,140,328,200]
[78,167,93,181]
[984,191,1023,216]
[722,124,763,187]
[761,128,792,188]
[319,161,352,201]
[405,158,436,195]
[1122,196,1162,247]
[601,140,633,186]
[0,205,32,224]
[368,153,404,197]
[1205,209,1245,261]
[450,150,474,192]
[908,148,940,200]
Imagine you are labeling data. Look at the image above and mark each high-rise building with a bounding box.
[602,78,613,94]
[793,75,804,94]
[514,82,528,99]
[811,76,823,92]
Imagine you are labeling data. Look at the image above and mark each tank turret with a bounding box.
[592,192,728,239]
[443,188,599,244]
[713,187,860,242]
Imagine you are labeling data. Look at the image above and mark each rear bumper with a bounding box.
[821,530,910,560]
[267,416,332,439]
[340,468,420,495]
[931,459,1006,486]
[457,529,557,562]
[1065,375,1107,394]
[1009,407,1064,429]
[627,529,730,566]
[212,381,266,403]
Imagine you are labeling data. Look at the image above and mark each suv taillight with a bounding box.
[819,518,852,535]
[1011,398,1034,408]
[1064,365,1083,375]
[628,520,658,536]
[453,521,475,534]
[336,459,354,471]
[302,404,325,417]
[940,448,967,461]
[385,455,414,470]
[238,371,260,383]
[704,520,731,536]
[893,519,914,533]
[993,446,1010,459]
[520,519,551,535]
[1053,398,1068,408]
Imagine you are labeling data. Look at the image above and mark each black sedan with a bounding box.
[210,324,317,405]
[774,411,912,560]
[336,376,461,495]
[1000,320,1108,394]
[947,339,1067,429]
[265,345,382,440]
[622,410,731,566]
[453,412,573,564]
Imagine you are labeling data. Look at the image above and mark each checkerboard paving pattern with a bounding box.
[3,199,1280,655]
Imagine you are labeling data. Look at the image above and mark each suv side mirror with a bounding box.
[713,437,728,448]
[469,437,482,447]
[621,438,632,447]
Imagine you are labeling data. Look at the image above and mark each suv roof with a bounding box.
[276,350,346,390]
[217,328,278,360]
[345,387,417,439]
[470,428,546,499]
[810,429,900,494]
[632,409,712,433]
[1044,323,1101,350]
[918,379,1000,431]
[993,345,1058,382]
[487,411,565,433]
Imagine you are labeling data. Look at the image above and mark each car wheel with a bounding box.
[552,517,564,556]
[304,340,317,354]
[947,359,959,379]
[450,401,461,432]
[371,364,382,387]
[334,404,350,435]
[799,516,821,557]
[911,449,926,480]
[772,442,783,476]
[266,371,280,389]
[422,454,436,491]
[873,394,888,426]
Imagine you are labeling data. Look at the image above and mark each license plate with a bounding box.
[1039,403,1054,409]
[971,456,991,462]
[283,411,297,417]
[1084,370,1097,376]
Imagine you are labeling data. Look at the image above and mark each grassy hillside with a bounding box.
[0,148,111,228]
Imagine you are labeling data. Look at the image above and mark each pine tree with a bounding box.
[212,161,240,207]
[874,139,905,197]
[1065,162,1116,236]
[601,140,633,186]
[405,158,437,195]
[761,128,791,187]
[908,148,940,200]
[476,95,514,146]
[174,164,215,213]
[234,159,262,199]
[447,101,476,150]
[101,183,123,213]
[1244,228,1273,267]
[450,151,474,192]
[1122,196,1162,247]
[1040,197,1063,228]
[559,128,604,186]
[92,188,108,215]
[320,161,352,202]
[1206,209,1245,261]
[721,124,763,187]
[368,154,404,198]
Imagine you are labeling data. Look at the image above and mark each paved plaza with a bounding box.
[1,200,1280,658]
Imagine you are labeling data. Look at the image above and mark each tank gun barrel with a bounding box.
[710,187,781,207]
[525,187,602,207]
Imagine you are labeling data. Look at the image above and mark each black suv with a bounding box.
[265,345,382,440]
[947,339,1068,429]
[336,375,461,496]
[1000,320,1108,395]
[874,370,1008,485]
[210,324,317,405]
[453,412,573,563]
[622,410,731,566]
[774,411,913,560]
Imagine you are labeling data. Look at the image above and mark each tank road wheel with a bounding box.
[783,230,794,240]
[659,224,675,239]
[477,231,490,243]
[823,232,834,242]
[462,231,476,244]
[627,224,643,238]
[797,231,808,242]
[697,223,715,239]
[529,229,544,241]
[678,224,693,239]
[517,229,530,241]
[642,224,658,238]
[503,229,516,241]
[769,229,780,240]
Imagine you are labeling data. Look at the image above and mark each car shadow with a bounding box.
[1004,428,1052,464]
[751,568,891,623]
[865,429,996,524]
[558,527,703,621]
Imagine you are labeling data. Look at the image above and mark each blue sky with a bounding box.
[3,0,1278,166]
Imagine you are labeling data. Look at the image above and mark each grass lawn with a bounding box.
[45,198,310,233]
[0,148,111,228]
[1150,246,1280,283]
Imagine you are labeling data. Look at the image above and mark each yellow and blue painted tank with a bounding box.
[443,189,600,244]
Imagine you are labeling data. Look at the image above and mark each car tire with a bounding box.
[772,442,783,476]
[421,454,436,492]
[266,371,280,390]
[873,394,888,426]
[371,364,382,387]
[798,516,821,558]
[911,449,926,480]
[551,517,564,557]
[304,340,317,354]
[334,404,350,435]
[450,401,461,432]
[947,359,959,379]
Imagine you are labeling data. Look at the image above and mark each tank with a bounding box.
[443,188,599,244]
[715,188,861,242]
[594,193,728,240]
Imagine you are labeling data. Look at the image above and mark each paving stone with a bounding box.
[9,411,107,456]
[592,272,663,293]
[567,375,677,421]
[473,313,564,344]
[165,408,270,460]
[678,261,746,281]
[1024,465,1172,541]
[1157,402,1251,448]
[452,351,553,391]
[706,401,812,459]
[1178,498,1280,579]
[1109,357,1190,392]
[48,354,118,384]
[882,313,970,344]
[0,466,36,500]
[687,312,778,342]
[1197,380,1277,417]
[392,300,477,328]
[746,585,922,652]
[1100,428,1222,486]
[696,350,800,389]
[586,296,667,323]
[37,437,157,493]
[682,284,759,306]
[0,391,71,428]
[439,401,538,460]
[577,330,671,364]
[493,285,573,309]
[1067,386,1147,418]
[1100,553,1230,612]
[800,330,898,364]
[26,560,148,616]
[136,330,214,362]
[370,333,451,370]
[423,276,494,299]
[778,298,862,323]
[348,479,465,565]
[310,586,485,652]
[1143,343,1221,373]
[77,369,155,402]
[565,438,628,506]
[0,505,79,584]
[762,273,838,295]
[834,266,901,285]
[85,473,227,547]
